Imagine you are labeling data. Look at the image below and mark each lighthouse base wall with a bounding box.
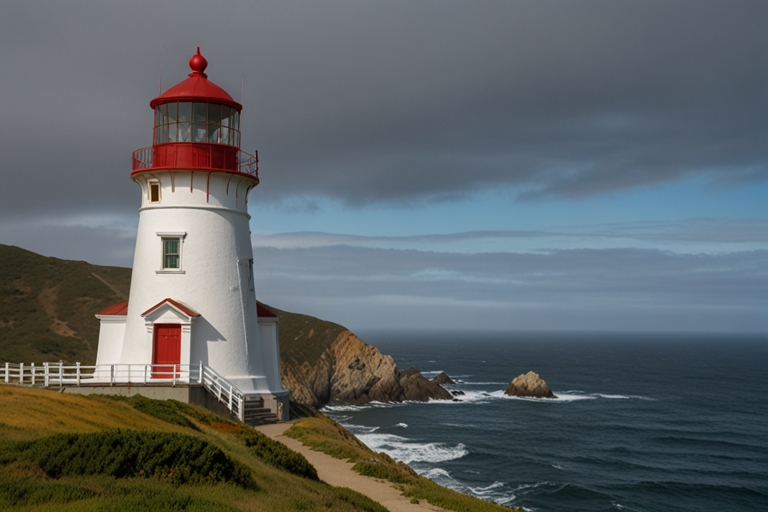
[61,385,288,423]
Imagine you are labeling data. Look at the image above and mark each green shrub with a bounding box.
[14,430,253,488]
[102,395,199,431]
[238,430,318,481]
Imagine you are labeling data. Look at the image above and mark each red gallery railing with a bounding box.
[131,145,259,178]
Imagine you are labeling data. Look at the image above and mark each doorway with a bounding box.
[152,324,181,378]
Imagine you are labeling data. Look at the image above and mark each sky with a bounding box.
[1,1,766,333]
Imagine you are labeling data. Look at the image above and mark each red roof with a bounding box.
[141,298,201,318]
[98,299,277,319]
[257,301,278,318]
[96,301,128,316]
[149,47,241,110]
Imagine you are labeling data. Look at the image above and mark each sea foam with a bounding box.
[354,431,468,464]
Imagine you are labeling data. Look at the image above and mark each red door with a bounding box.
[153,324,181,378]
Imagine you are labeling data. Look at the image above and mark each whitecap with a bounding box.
[419,468,518,507]
[469,481,506,496]
[322,404,372,412]
[341,423,380,435]
[355,432,468,464]
[395,422,408,428]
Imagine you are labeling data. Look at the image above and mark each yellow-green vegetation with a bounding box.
[0,244,131,364]
[264,305,347,368]
[286,416,523,512]
[0,385,388,511]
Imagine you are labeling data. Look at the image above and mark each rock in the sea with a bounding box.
[504,371,557,399]
[399,366,421,379]
[400,368,453,402]
[281,332,452,408]
[431,372,455,385]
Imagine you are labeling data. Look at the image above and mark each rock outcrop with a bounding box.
[504,371,557,398]
[431,372,455,385]
[282,331,451,408]
[400,367,453,402]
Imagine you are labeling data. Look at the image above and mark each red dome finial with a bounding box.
[188,46,208,77]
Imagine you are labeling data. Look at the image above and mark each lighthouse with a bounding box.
[93,48,289,421]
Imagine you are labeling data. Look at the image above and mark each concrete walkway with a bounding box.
[254,422,444,512]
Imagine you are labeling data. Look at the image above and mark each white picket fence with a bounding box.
[1,361,245,421]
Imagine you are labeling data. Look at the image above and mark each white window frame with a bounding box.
[156,232,186,274]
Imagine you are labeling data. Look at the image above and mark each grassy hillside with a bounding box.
[0,384,387,511]
[0,244,346,370]
[264,305,347,368]
[0,244,131,364]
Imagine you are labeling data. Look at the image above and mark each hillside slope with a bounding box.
[0,384,388,511]
[0,244,130,364]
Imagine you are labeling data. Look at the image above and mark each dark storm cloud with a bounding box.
[1,0,767,217]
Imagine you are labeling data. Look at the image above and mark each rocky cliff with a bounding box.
[281,330,451,409]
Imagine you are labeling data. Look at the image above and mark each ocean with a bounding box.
[322,331,768,512]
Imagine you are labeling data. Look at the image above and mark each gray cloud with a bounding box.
[1,0,767,217]
[253,245,767,331]
[253,219,768,254]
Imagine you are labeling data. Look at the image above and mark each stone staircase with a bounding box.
[242,394,277,425]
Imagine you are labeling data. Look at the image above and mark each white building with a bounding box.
[93,48,288,420]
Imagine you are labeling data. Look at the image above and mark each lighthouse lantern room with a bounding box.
[94,48,289,421]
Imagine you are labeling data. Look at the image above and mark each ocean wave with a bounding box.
[395,422,408,428]
[420,467,519,506]
[594,393,655,401]
[455,381,508,385]
[323,400,401,412]
[342,423,380,435]
[355,432,468,464]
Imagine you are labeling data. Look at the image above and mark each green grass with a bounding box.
[0,244,131,364]
[0,385,390,511]
[102,395,200,431]
[265,305,347,368]
[287,415,523,512]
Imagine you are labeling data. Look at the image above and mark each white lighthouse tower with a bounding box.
[93,48,289,421]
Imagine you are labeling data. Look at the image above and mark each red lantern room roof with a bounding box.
[149,47,242,111]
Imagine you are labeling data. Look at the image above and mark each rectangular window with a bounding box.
[149,182,160,203]
[162,238,180,269]
[193,102,207,123]
[166,102,178,123]
[178,102,192,123]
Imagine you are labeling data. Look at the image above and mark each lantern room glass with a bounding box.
[154,101,241,147]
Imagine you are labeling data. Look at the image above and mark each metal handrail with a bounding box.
[131,146,259,177]
[1,361,246,421]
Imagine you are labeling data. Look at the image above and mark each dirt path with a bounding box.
[254,422,444,512]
